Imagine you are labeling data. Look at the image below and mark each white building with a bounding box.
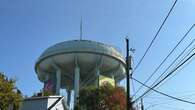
[21,96,68,110]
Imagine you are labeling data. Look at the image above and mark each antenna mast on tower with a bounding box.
[80,16,83,40]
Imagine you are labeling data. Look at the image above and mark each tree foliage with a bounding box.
[0,72,23,110]
[75,84,127,110]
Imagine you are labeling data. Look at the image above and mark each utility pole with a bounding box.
[141,98,144,110]
[126,37,132,110]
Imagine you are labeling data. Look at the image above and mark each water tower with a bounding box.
[35,40,126,106]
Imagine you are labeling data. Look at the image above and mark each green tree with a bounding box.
[0,72,23,110]
[74,84,127,110]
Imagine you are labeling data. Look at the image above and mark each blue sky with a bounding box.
[0,0,195,109]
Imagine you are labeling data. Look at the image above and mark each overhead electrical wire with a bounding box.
[133,52,195,102]
[144,93,195,109]
[143,39,195,96]
[149,57,195,98]
[134,53,195,102]
[132,0,178,74]
[154,40,195,83]
[145,103,185,110]
[145,104,184,110]
[158,105,184,110]
[145,93,195,110]
[145,92,195,105]
[153,50,195,91]
[131,77,195,104]
[132,24,195,97]
[144,40,195,98]
[144,93,195,110]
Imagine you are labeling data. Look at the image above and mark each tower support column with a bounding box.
[111,74,116,87]
[74,66,80,105]
[67,89,71,107]
[96,69,100,87]
[56,69,61,95]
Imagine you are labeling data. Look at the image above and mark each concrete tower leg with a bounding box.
[111,74,116,87]
[56,70,61,95]
[43,74,49,90]
[96,69,100,87]
[74,66,80,105]
[45,74,50,81]
[67,89,71,107]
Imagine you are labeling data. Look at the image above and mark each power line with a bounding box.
[133,0,178,74]
[133,52,195,102]
[132,24,195,97]
[146,93,195,101]
[144,40,195,98]
[146,104,184,110]
[131,77,195,105]
[144,39,195,96]
[144,93,195,108]
[158,105,184,110]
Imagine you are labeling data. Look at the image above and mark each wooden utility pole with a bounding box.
[126,37,132,110]
[141,98,144,110]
